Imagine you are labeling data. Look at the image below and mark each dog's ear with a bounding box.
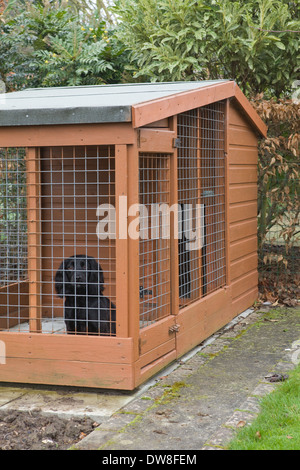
[55,259,73,298]
[87,257,104,294]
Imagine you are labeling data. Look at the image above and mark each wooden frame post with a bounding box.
[170,116,180,317]
[115,145,129,337]
[26,147,42,333]
[127,139,140,359]
[225,100,231,285]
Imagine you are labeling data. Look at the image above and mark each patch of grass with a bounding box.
[228,363,300,450]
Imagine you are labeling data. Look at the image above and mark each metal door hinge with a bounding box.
[139,286,153,299]
[169,324,180,334]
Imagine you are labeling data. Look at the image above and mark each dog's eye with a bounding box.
[67,264,74,270]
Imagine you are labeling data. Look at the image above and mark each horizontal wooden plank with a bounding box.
[230,235,257,262]
[178,287,256,351]
[229,166,257,185]
[138,128,175,153]
[0,357,134,389]
[229,184,257,204]
[231,286,258,316]
[228,147,258,165]
[204,288,231,322]
[231,270,258,300]
[228,126,258,147]
[175,322,207,359]
[0,281,28,294]
[138,339,176,369]
[230,218,257,243]
[176,297,206,333]
[230,253,257,282]
[0,123,135,147]
[176,287,232,358]
[135,350,177,388]
[139,316,176,357]
[0,332,133,364]
[203,288,234,344]
[229,201,257,224]
[229,101,251,128]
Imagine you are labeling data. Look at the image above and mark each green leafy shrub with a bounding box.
[113,0,300,96]
[0,1,127,90]
[36,20,123,86]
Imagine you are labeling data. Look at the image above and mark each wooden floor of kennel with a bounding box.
[0,81,267,390]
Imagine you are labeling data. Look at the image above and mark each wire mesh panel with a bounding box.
[1,145,116,336]
[0,148,28,330]
[177,102,226,307]
[139,154,171,328]
[41,145,116,335]
[177,109,201,303]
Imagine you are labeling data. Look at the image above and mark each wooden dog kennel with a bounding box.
[0,81,267,390]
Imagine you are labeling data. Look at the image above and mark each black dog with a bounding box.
[55,254,116,335]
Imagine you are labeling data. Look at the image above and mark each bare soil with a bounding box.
[0,409,97,450]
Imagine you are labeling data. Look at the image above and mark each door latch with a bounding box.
[169,324,180,334]
[172,138,181,148]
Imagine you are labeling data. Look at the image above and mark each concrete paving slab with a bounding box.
[73,305,300,450]
[0,387,134,423]
[0,386,28,406]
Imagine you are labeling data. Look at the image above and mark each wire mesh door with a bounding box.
[40,146,116,335]
[139,153,171,329]
[0,145,116,336]
[177,102,226,307]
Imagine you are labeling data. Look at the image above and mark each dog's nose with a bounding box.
[76,275,83,282]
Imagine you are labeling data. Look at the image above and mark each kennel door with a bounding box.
[138,149,177,371]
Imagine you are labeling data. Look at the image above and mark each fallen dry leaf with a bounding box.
[237,420,246,428]
[256,431,262,439]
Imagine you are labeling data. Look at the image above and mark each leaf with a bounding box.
[237,420,246,428]
[275,42,286,50]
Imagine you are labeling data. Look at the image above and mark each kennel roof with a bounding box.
[0,80,267,136]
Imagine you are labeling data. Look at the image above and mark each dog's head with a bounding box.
[55,255,104,298]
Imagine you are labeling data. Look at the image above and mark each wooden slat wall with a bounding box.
[0,332,134,389]
[228,101,258,313]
